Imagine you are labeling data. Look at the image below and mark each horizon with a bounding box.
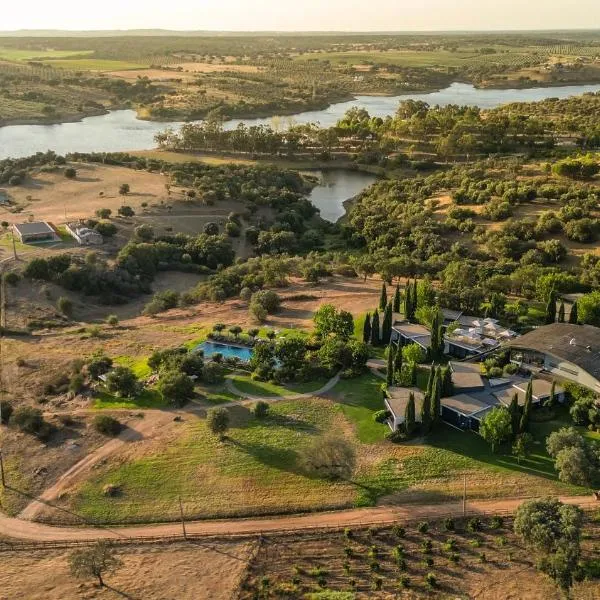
[3,1,600,34]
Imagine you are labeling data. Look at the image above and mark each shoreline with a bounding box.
[2,78,600,130]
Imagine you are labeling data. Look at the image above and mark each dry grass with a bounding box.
[173,62,262,73]
[0,541,254,599]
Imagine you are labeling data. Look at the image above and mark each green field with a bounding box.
[0,47,93,61]
[92,388,166,410]
[230,373,331,398]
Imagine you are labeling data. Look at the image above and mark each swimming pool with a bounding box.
[196,341,254,362]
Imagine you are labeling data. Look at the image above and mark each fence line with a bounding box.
[1,502,597,553]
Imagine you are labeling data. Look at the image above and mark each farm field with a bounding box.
[0,47,92,61]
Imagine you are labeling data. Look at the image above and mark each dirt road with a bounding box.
[1,496,592,543]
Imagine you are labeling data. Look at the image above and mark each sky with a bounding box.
[2,0,600,32]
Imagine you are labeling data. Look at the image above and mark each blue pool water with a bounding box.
[197,341,254,362]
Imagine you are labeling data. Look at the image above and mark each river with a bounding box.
[1,82,600,160]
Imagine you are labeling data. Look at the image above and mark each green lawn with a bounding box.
[113,355,152,379]
[71,399,357,523]
[92,388,167,410]
[43,58,147,71]
[196,382,241,404]
[0,47,93,61]
[230,373,330,398]
[330,373,388,443]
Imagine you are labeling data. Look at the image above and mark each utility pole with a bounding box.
[0,449,5,487]
[462,473,467,517]
[178,496,187,540]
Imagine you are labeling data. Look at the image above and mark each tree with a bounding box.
[544,289,557,324]
[105,366,138,398]
[546,380,557,409]
[64,167,77,179]
[370,309,380,346]
[379,282,387,311]
[95,208,112,219]
[300,436,356,480]
[480,407,512,453]
[514,498,583,591]
[440,366,453,397]
[568,301,578,324]
[134,224,154,241]
[275,335,308,373]
[557,301,565,323]
[381,303,393,344]
[69,541,122,587]
[87,354,113,380]
[402,343,425,364]
[512,433,533,464]
[117,205,134,217]
[0,400,13,424]
[392,284,401,313]
[404,392,416,435]
[93,415,121,436]
[429,308,444,360]
[577,291,600,326]
[363,313,372,344]
[386,345,395,386]
[313,304,354,340]
[393,344,403,384]
[204,222,219,235]
[207,407,230,439]
[229,325,242,339]
[118,183,130,196]
[411,280,418,317]
[158,371,195,407]
[520,379,533,433]
[420,390,432,434]
[546,427,586,458]
[403,280,413,320]
[508,393,520,437]
[555,445,593,486]
[430,367,442,423]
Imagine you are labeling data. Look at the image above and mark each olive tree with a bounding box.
[479,407,512,453]
[69,541,121,587]
[207,407,230,439]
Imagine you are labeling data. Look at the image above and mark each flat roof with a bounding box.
[442,393,489,417]
[493,387,526,407]
[394,322,431,338]
[507,323,600,383]
[449,361,485,390]
[513,379,564,399]
[13,221,55,236]
[386,387,425,418]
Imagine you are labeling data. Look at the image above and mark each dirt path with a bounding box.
[0,496,593,542]
[17,411,173,521]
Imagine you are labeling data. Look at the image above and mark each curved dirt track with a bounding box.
[0,496,591,543]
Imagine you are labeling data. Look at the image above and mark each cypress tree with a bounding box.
[379,282,388,311]
[411,280,418,318]
[393,343,403,384]
[409,361,417,386]
[405,392,416,435]
[403,280,412,320]
[440,366,453,397]
[386,344,395,387]
[363,312,372,344]
[520,378,533,433]
[545,289,557,325]
[568,301,578,324]
[546,380,557,409]
[421,390,432,434]
[508,393,520,437]
[431,367,442,423]
[382,303,393,344]
[392,284,401,313]
[557,301,565,323]
[371,309,381,346]
[425,366,435,400]
[429,309,444,360]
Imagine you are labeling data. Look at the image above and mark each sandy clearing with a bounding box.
[106,68,197,81]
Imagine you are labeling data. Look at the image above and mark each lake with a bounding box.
[1,82,600,160]
[307,169,377,223]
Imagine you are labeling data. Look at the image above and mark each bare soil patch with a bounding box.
[0,540,254,600]
[106,68,197,81]
[174,62,262,73]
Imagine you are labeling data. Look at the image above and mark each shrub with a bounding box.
[490,515,504,530]
[157,371,195,407]
[94,221,117,237]
[105,366,138,398]
[64,167,77,179]
[399,575,410,588]
[57,296,73,316]
[106,314,119,326]
[468,517,483,532]
[93,415,122,436]
[0,400,13,424]
[392,524,405,538]
[13,406,45,436]
[425,572,437,588]
[118,205,134,217]
[417,521,429,533]
[253,400,269,419]
[373,409,390,423]
[95,208,112,219]
[343,527,353,540]
[3,272,19,286]
[69,373,85,394]
[421,540,433,554]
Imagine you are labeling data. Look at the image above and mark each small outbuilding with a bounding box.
[385,387,424,431]
[66,222,103,245]
[13,221,60,244]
